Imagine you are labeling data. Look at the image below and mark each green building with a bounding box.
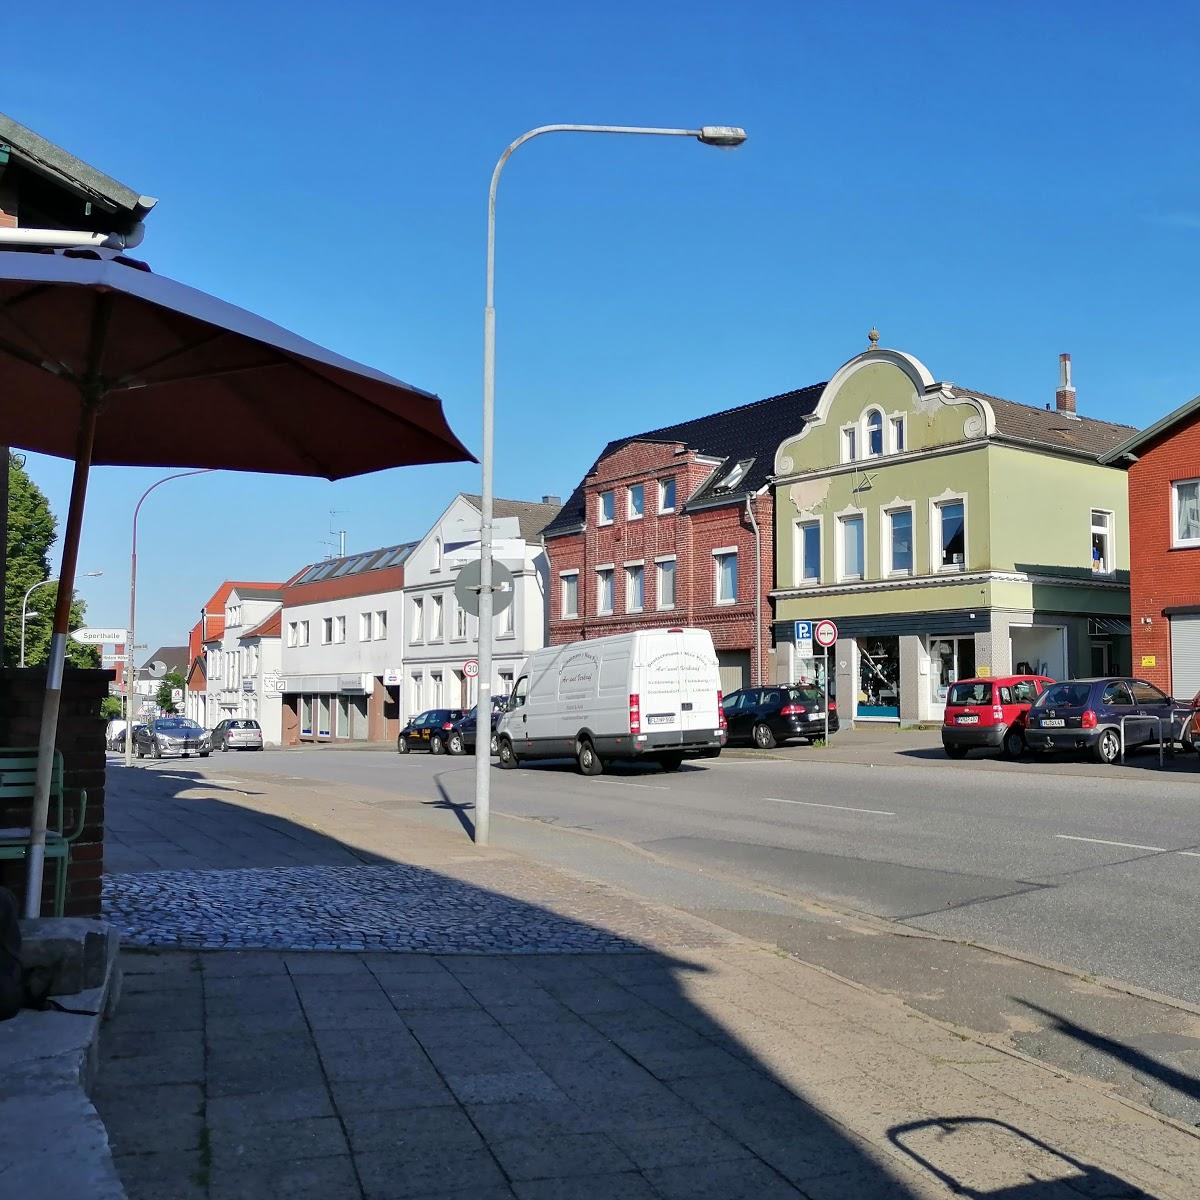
[771,342,1133,724]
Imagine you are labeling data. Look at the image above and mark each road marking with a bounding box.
[1178,851,1200,858]
[762,797,895,816]
[1055,834,1169,853]
[593,778,670,792]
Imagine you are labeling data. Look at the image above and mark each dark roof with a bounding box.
[230,586,283,602]
[138,646,188,677]
[958,388,1135,459]
[543,384,826,536]
[460,495,563,541]
[291,542,418,586]
[0,113,156,232]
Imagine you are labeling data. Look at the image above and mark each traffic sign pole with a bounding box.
[824,645,829,746]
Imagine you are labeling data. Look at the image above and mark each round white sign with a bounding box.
[463,659,480,679]
[814,619,838,648]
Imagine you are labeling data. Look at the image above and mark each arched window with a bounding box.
[865,409,884,457]
[434,537,443,570]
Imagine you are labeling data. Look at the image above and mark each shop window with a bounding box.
[300,696,313,737]
[335,697,349,738]
[317,695,331,738]
[930,637,976,706]
[1091,510,1112,573]
[857,638,900,718]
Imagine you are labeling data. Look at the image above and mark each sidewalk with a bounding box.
[94,768,1200,1199]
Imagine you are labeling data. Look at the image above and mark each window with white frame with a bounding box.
[430,595,444,640]
[453,594,468,638]
[626,563,644,612]
[840,514,865,580]
[321,616,333,644]
[598,491,614,525]
[334,615,346,644]
[891,415,906,452]
[596,567,614,614]
[1174,479,1200,547]
[247,644,259,674]
[796,520,821,582]
[375,610,387,640]
[658,478,676,513]
[434,537,443,570]
[298,620,310,647]
[410,598,423,642]
[410,673,422,714]
[497,597,514,636]
[286,623,297,648]
[1091,510,1113,573]
[865,410,884,457]
[714,550,738,604]
[561,571,579,618]
[888,508,914,575]
[226,604,241,626]
[935,500,966,569]
[842,426,857,463]
[431,671,443,706]
[656,557,676,610]
[627,484,644,520]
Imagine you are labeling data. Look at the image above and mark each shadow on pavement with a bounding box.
[94,763,1155,1199]
[427,773,476,839]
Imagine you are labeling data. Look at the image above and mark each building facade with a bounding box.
[401,494,560,718]
[1101,395,1200,700]
[279,544,415,745]
[543,388,822,694]
[204,586,284,741]
[772,344,1134,724]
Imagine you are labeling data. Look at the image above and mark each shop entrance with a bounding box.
[856,637,900,719]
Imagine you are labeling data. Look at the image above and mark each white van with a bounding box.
[495,628,727,774]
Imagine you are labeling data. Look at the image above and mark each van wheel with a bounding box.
[752,723,776,750]
[1002,728,1025,758]
[577,739,604,776]
[659,753,684,772]
[489,734,499,756]
[496,738,518,769]
[1093,729,1121,765]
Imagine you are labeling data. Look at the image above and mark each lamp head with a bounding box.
[698,126,748,148]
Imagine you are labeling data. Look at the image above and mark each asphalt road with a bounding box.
[168,739,1200,1008]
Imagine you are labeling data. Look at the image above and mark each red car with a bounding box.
[942,674,1055,759]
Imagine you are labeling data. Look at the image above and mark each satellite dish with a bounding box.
[147,660,168,678]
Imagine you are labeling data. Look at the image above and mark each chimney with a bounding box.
[1055,353,1077,416]
[541,494,561,506]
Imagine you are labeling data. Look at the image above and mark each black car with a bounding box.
[133,717,210,759]
[396,709,466,755]
[1025,677,1182,764]
[446,700,506,757]
[722,685,839,748]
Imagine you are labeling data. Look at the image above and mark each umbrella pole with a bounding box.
[24,400,98,919]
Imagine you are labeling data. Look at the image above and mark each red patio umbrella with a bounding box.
[0,247,474,917]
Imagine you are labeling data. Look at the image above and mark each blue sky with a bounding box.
[8,0,1199,655]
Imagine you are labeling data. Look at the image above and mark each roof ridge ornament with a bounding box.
[867,326,880,351]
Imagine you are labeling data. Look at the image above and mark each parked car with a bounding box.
[495,628,725,774]
[1025,677,1183,764]
[105,718,127,750]
[941,674,1055,758]
[210,718,264,752]
[1181,690,1200,754]
[110,722,147,752]
[133,717,210,759]
[446,701,505,757]
[397,709,466,755]
[722,684,839,749]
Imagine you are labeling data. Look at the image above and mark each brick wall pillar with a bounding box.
[0,667,111,917]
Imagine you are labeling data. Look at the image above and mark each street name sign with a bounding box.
[71,627,127,645]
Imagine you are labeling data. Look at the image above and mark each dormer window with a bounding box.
[714,459,752,492]
[864,410,884,458]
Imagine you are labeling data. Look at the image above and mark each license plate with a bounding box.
[956,715,979,725]
[1040,718,1065,728]
[645,714,674,725]
[806,712,824,720]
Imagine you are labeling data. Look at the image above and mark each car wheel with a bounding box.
[152,741,161,759]
[447,732,465,755]
[659,753,684,772]
[752,722,777,750]
[430,735,445,755]
[221,740,228,752]
[135,743,143,759]
[1093,729,1121,765]
[496,738,518,769]
[397,735,410,754]
[577,739,604,776]
[200,750,210,758]
[944,745,968,760]
[1001,728,1025,758]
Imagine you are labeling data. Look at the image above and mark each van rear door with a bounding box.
[636,629,720,743]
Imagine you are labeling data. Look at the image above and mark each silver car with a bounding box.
[211,718,264,751]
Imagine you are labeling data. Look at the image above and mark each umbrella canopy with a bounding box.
[0,247,474,919]
[0,248,474,475]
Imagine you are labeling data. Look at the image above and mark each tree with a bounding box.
[4,455,98,669]
[156,671,186,715]
[100,696,123,720]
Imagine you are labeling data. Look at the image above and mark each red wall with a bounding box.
[1126,416,1200,693]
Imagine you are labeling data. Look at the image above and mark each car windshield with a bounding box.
[154,718,202,732]
[947,682,992,706]
[1034,683,1092,708]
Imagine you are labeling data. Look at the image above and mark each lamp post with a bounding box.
[20,571,103,667]
[474,123,747,847]
[125,470,213,768]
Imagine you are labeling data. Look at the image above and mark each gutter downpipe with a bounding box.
[745,494,763,686]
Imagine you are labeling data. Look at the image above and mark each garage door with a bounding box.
[1170,615,1200,699]
[717,650,751,695]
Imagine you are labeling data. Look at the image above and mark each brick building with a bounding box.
[542,386,824,692]
[1101,394,1200,700]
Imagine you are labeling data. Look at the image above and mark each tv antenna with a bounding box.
[321,510,348,559]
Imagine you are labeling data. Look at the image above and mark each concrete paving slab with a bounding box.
[355,1145,509,1198]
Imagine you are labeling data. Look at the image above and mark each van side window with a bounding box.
[510,678,529,709]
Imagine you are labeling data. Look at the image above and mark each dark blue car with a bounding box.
[1025,677,1182,764]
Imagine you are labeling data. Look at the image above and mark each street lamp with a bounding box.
[474,122,747,846]
[126,470,213,767]
[20,571,103,667]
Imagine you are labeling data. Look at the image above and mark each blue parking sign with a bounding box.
[794,620,814,657]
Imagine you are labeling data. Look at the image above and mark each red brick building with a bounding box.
[1102,395,1200,700]
[543,385,824,692]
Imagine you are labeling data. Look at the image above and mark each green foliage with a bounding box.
[100,696,124,719]
[156,671,186,714]
[4,454,98,669]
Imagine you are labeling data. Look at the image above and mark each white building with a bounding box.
[204,585,284,744]
[279,544,416,744]
[401,494,560,719]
